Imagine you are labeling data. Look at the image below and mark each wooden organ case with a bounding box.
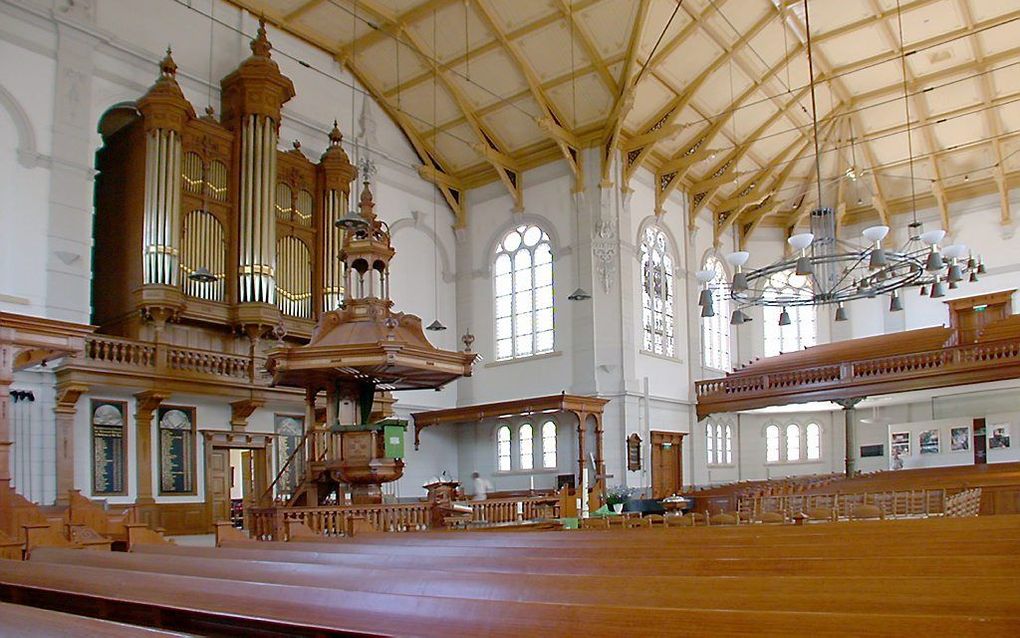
[93,22,357,349]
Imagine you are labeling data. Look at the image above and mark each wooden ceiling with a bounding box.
[228,0,1019,238]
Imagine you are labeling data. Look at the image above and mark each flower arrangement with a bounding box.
[605,485,638,506]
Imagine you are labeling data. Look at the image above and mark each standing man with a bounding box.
[472,472,493,500]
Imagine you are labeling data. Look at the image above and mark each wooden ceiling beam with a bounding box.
[867,0,949,230]
[379,1,603,98]
[691,83,816,219]
[958,0,1012,227]
[398,25,523,211]
[600,0,650,186]
[472,0,581,185]
[717,113,840,238]
[554,0,619,96]
[739,117,841,241]
[623,7,782,186]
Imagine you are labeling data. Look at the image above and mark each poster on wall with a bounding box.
[91,401,126,495]
[891,431,910,457]
[989,424,1011,449]
[950,427,970,452]
[919,429,940,454]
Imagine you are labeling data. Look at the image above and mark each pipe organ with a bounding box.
[92,21,358,344]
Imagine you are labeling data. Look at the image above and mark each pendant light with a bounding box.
[889,293,903,312]
[426,5,446,331]
[778,308,792,326]
[189,13,220,286]
[336,6,369,234]
[834,303,848,322]
[566,2,590,303]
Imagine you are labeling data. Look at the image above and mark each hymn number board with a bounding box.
[91,400,127,495]
[158,406,196,495]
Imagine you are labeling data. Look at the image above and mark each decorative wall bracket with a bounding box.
[592,218,618,294]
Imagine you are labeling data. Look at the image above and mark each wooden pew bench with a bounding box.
[0,601,186,637]
[12,560,1019,636]
[136,543,1020,578]
[32,548,1020,619]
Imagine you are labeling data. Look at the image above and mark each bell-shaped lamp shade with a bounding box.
[778,308,791,326]
[335,211,370,231]
[568,287,592,301]
[698,288,713,306]
[725,251,750,268]
[919,284,929,296]
[920,229,946,246]
[949,279,959,290]
[969,271,978,283]
[925,250,944,272]
[732,271,749,292]
[869,248,887,269]
[426,319,447,331]
[188,267,217,283]
[862,225,889,243]
[795,255,814,276]
[834,304,848,322]
[947,263,963,283]
[730,309,747,325]
[889,293,903,312]
[977,260,986,275]
[695,269,716,284]
[966,255,976,269]
[931,280,947,298]
[942,244,968,260]
[701,300,715,318]
[787,233,814,252]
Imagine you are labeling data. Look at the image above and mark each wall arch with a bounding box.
[0,83,40,168]
[389,215,454,281]
[480,213,563,276]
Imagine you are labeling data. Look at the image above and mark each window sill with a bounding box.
[639,350,684,364]
[706,463,736,469]
[765,459,824,467]
[494,468,561,476]
[702,365,731,375]
[485,351,562,368]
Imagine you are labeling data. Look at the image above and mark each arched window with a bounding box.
[640,226,674,356]
[706,423,715,464]
[724,425,733,464]
[701,255,731,371]
[519,423,534,470]
[542,421,557,468]
[806,423,821,460]
[763,271,817,357]
[496,425,511,472]
[786,424,801,461]
[766,425,780,463]
[494,224,553,360]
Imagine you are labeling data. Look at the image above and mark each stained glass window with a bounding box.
[640,226,674,356]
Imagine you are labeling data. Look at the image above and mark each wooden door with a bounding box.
[974,418,987,465]
[651,431,685,498]
[208,448,231,523]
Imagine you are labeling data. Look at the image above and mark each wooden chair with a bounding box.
[850,504,884,520]
[664,514,695,527]
[645,514,666,527]
[805,507,836,522]
[710,512,738,526]
[580,517,610,530]
[755,511,786,525]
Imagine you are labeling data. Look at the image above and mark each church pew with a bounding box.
[32,548,1020,618]
[136,544,1020,578]
[0,601,186,637]
[2,561,1015,636]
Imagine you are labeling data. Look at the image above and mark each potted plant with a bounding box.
[605,485,635,514]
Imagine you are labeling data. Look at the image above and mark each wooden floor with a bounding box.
[0,514,1018,636]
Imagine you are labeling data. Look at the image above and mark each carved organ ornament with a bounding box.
[94,22,358,339]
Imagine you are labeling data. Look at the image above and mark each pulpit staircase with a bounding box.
[263,428,341,508]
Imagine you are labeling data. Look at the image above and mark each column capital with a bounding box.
[134,390,171,414]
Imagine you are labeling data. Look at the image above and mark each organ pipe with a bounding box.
[142,128,182,286]
[238,113,279,304]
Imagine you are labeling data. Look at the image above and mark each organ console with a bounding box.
[93,21,356,346]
